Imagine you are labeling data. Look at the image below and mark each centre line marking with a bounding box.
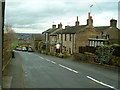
[39,57,44,59]
[59,64,79,74]
[45,59,56,64]
[50,61,56,64]
[45,59,50,61]
[87,76,117,90]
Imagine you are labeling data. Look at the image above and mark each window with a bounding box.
[65,47,66,51]
[69,48,71,54]
[96,36,98,39]
[106,34,109,39]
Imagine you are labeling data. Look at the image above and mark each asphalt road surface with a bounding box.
[7,51,120,89]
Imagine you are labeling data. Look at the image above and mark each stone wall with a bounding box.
[75,27,100,53]
[104,27,120,42]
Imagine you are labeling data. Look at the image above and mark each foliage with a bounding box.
[73,52,96,63]
[73,53,86,61]
[3,25,17,69]
[48,52,56,56]
[95,46,114,64]
[57,53,65,58]
[110,56,120,67]
[84,52,96,63]
[109,42,120,45]
[12,41,18,49]
[110,45,120,57]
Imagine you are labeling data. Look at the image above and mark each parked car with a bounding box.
[22,47,27,52]
[28,47,34,52]
[15,46,22,51]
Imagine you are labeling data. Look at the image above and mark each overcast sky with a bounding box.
[5,0,120,33]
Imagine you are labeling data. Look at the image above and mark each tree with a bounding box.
[3,24,17,69]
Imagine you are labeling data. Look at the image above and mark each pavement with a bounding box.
[2,51,120,89]
[2,76,12,88]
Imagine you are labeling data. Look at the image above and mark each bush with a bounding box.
[73,53,86,61]
[48,52,56,56]
[111,45,120,57]
[57,53,64,58]
[110,56,120,67]
[84,52,96,63]
[56,52,70,58]
[95,46,114,64]
[41,50,47,54]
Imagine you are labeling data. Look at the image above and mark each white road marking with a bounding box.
[45,59,56,64]
[87,76,117,90]
[45,59,50,62]
[59,64,79,74]
[50,61,56,64]
[25,72,27,74]
[39,57,44,59]
[25,74,28,77]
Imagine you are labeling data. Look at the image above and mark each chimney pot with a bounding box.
[87,12,93,26]
[88,12,90,19]
[75,16,79,26]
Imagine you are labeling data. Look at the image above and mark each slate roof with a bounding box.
[94,26,110,32]
[43,25,120,35]
[42,28,58,34]
[50,28,63,36]
[57,25,87,34]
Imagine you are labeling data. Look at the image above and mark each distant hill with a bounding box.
[16,33,33,35]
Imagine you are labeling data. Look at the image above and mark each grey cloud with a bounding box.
[5,0,118,32]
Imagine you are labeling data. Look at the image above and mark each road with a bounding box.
[5,51,120,89]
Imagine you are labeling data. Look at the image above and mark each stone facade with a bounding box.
[42,23,63,53]
[75,27,100,53]
[42,13,120,54]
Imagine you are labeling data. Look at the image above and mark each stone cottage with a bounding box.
[56,13,120,54]
[42,23,63,52]
[42,12,120,54]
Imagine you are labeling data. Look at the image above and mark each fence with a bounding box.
[79,46,120,57]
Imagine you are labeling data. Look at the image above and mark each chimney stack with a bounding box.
[52,24,56,29]
[87,12,93,26]
[75,16,79,26]
[58,22,62,29]
[110,19,117,27]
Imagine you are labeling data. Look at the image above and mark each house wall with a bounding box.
[49,35,57,53]
[104,27,120,42]
[75,27,100,53]
[60,34,75,54]
[49,35,57,44]
[63,34,72,54]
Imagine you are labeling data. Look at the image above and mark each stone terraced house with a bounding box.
[42,12,120,54]
[42,23,63,52]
